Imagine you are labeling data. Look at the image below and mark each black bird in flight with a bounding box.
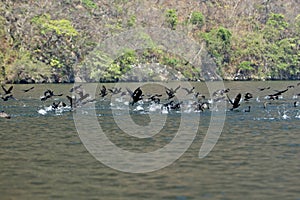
[52,101,67,109]
[1,85,13,95]
[100,85,108,98]
[1,85,18,101]
[67,90,93,108]
[22,86,34,93]
[127,87,143,105]
[148,94,162,104]
[227,93,242,110]
[212,88,230,97]
[182,86,195,95]
[69,84,82,93]
[258,86,270,91]
[66,96,74,109]
[267,88,288,100]
[108,87,122,95]
[1,94,15,101]
[166,85,181,93]
[170,101,181,110]
[166,89,175,100]
[40,89,63,101]
[75,93,90,105]
[165,85,180,100]
[196,102,210,112]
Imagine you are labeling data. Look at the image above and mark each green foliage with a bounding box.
[266,13,288,30]
[81,0,97,9]
[160,52,200,81]
[116,49,137,73]
[5,51,51,83]
[238,61,254,71]
[293,14,300,36]
[202,27,232,50]
[78,49,137,82]
[31,14,78,36]
[216,27,232,45]
[30,14,79,82]
[201,26,232,68]
[263,13,289,42]
[227,13,299,80]
[265,37,299,79]
[50,58,63,69]
[190,11,205,28]
[127,15,136,27]
[162,57,180,67]
[165,9,178,30]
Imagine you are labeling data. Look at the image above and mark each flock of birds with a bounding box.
[1,82,300,120]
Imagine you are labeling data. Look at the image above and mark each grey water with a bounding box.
[0,81,299,200]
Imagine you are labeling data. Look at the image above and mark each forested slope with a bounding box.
[0,0,299,83]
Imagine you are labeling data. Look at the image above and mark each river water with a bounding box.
[0,81,299,200]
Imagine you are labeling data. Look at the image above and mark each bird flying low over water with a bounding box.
[1,85,13,95]
[66,96,74,109]
[1,94,15,101]
[127,87,143,105]
[0,85,17,101]
[165,89,175,100]
[267,88,289,100]
[52,101,67,109]
[40,89,63,101]
[69,85,82,93]
[108,87,122,95]
[213,88,230,97]
[66,86,95,109]
[165,85,180,100]
[166,85,181,94]
[195,102,210,112]
[227,93,242,110]
[194,92,205,100]
[148,94,162,104]
[22,86,34,93]
[258,86,270,91]
[182,86,195,95]
[100,85,108,98]
[76,93,90,104]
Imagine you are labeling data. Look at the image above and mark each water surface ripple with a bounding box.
[0,81,299,200]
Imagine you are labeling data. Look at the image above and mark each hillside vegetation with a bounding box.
[0,0,299,83]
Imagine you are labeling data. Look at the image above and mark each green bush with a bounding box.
[81,0,98,9]
[190,11,205,28]
[238,61,254,71]
[5,51,51,83]
[127,15,136,27]
[165,9,178,30]
[31,14,78,36]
